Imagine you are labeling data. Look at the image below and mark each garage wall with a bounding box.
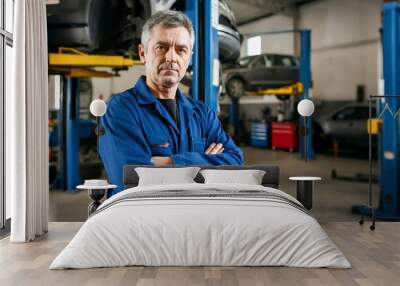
[92,66,146,101]
[296,0,382,101]
[238,15,295,56]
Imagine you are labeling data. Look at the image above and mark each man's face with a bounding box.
[139,25,192,89]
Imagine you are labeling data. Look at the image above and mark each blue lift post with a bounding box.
[185,0,219,110]
[203,0,219,111]
[377,2,400,219]
[299,30,314,160]
[184,0,199,101]
[61,77,81,192]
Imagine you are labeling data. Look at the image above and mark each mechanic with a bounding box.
[99,10,243,196]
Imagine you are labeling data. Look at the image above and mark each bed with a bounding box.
[50,165,351,269]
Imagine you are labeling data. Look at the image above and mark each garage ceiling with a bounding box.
[227,0,318,25]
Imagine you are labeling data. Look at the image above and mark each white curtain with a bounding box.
[7,0,49,242]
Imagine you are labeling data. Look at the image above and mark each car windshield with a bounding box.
[238,56,255,67]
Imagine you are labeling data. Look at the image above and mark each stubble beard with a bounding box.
[161,77,175,88]
[159,72,181,89]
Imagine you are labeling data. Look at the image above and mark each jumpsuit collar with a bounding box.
[133,76,157,105]
[133,76,202,153]
[133,76,196,114]
[133,76,196,134]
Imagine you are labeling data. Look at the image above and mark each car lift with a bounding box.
[229,30,314,160]
[49,48,138,191]
[352,2,400,226]
[377,2,400,220]
[185,0,219,111]
[229,82,303,143]
[245,81,304,98]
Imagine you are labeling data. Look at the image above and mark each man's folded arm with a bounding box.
[171,107,243,166]
[171,150,242,165]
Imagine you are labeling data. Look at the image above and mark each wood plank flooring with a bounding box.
[0,222,399,286]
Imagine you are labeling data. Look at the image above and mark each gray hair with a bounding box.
[141,10,195,50]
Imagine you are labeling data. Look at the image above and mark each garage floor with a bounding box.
[49,147,379,223]
[1,222,399,286]
[1,148,393,286]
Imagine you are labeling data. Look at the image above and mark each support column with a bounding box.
[63,77,80,192]
[185,0,199,101]
[378,2,400,218]
[203,0,219,111]
[299,30,314,160]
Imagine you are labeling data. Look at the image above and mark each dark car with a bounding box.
[223,53,299,99]
[313,102,377,153]
[47,0,152,56]
[217,0,242,62]
[47,0,241,62]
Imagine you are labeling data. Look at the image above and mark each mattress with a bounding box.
[50,183,351,269]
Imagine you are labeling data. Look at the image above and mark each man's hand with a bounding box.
[151,156,172,166]
[151,143,223,165]
[205,143,224,155]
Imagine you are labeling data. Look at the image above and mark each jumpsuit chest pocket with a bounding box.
[150,140,173,156]
[192,138,206,152]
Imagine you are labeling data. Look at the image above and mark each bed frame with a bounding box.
[123,165,280,189]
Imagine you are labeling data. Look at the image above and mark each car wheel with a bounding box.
[226,78,245,99]
[313,123,330,153]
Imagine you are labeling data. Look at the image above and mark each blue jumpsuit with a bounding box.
[99,76,243,196]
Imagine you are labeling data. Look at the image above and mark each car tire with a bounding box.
[226,78,245,99]
[313,123,330,153]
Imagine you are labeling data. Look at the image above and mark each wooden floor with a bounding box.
[0,222,399,286]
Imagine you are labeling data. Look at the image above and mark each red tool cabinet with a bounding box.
[271,122,298,152]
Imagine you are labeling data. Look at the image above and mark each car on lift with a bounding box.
[47,0,241,62]
[47,0,171,57]
[313,102,377,153]
[217,0,242,62]
[222,53,300,99]
[180,0,242,87]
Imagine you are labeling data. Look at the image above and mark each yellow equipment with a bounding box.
[247,82,304,98]
[48,47,142,78]
[49,47,140,67]
[367,118,382,135]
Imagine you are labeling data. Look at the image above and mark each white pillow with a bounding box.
[135,167,200,186]
[200,169,266,185]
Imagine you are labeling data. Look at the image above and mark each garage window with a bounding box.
[247,36,261,56]
[1,0,14,230]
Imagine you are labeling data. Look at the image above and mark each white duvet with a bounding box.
[50,183,351,269]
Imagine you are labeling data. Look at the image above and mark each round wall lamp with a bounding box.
[90,99,107,117]
[297,99,315,161]
[90,99,107,136]
[297,99,315,117]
